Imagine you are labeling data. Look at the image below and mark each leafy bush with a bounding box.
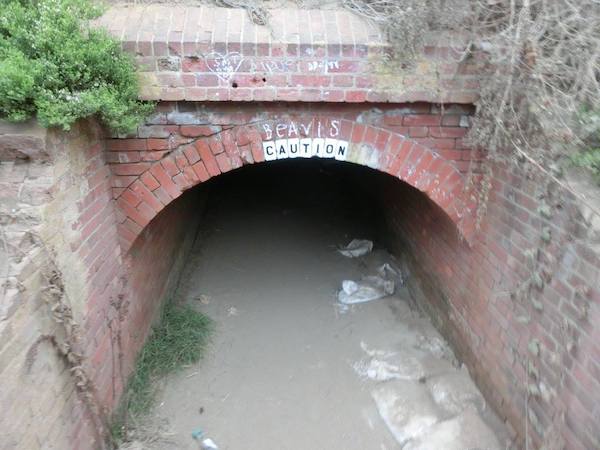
[572,109,600,184]
[0,0,153,133]
[572,148,600,185]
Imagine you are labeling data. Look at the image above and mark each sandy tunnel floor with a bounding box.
[142,162,509,450]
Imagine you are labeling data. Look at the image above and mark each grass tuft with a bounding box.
[111,302,212,443]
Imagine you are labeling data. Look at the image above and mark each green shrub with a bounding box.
[572,148,600,185]
[0,0,153,133]
[572,109,600,184]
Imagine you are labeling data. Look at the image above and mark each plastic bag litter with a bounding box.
[377,263,403,285]
[338,275,394,304]
[338,239,373,258]
[338,263,402,304]
[201,438,219,449]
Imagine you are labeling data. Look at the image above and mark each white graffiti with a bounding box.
[307,60,340,73]
[202,52,340,80]
[262,119,341,141]
[204,52,244,81]
[253,60,295,73]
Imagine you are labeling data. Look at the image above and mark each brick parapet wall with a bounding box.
[95,6,480,104]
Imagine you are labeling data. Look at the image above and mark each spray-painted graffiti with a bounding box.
[307,60,340,73]
[202,52,339,80]
[252,60,295,73]
[262,119,341,140]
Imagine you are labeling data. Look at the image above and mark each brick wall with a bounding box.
[2,103,599,449]
[94,5,481,105]
[103,99,600,448]
[106,102,479,249]
[1,4,598,448]
[0,119,206,450]
[114,187,207,384]
[1,120,110,449]
[379,163,600,449]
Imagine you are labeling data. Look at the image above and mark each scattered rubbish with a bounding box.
[353,358,405,381]
[360,341,393,358]
[355,330,503,449]
[186,371,199,378]
[334,301,351,315]
[402,410,501,450]
[415,334,455,362]
[338,277,394,304]
[195,294,211,305]
[353,338,460,384]
[354,342,420,381]
[337,239,373,257]
[338,263,402,305]
[353,346,428,381]
[191,429,204,440]
[427,371,485,415]
[377,263,403,286]
[372,380,441,446]
[227,306,238,316]
[200,438,219,449]
[192,429,219,449]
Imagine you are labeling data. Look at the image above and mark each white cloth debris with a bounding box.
[337,239,373,257]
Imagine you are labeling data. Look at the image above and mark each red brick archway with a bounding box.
[110,117,476,250]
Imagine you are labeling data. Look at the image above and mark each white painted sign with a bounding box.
[263,138,349,162]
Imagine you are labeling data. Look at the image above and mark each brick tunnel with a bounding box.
[110,106,477,250]
[2,4,599,450]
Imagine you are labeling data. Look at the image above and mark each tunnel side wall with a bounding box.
[118,188,207,378]
[0,119,206,450]
[380,164,600,450]
[0,120,118,449]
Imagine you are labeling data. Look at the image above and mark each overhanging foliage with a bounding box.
[0,0,153,133]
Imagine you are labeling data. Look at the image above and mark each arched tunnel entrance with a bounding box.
[124,157,509,449]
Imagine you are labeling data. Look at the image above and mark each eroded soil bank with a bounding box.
[133,161,509,449]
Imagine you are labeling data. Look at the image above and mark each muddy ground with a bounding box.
[131,160,510,449]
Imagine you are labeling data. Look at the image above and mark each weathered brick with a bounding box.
[195,140,221,177]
